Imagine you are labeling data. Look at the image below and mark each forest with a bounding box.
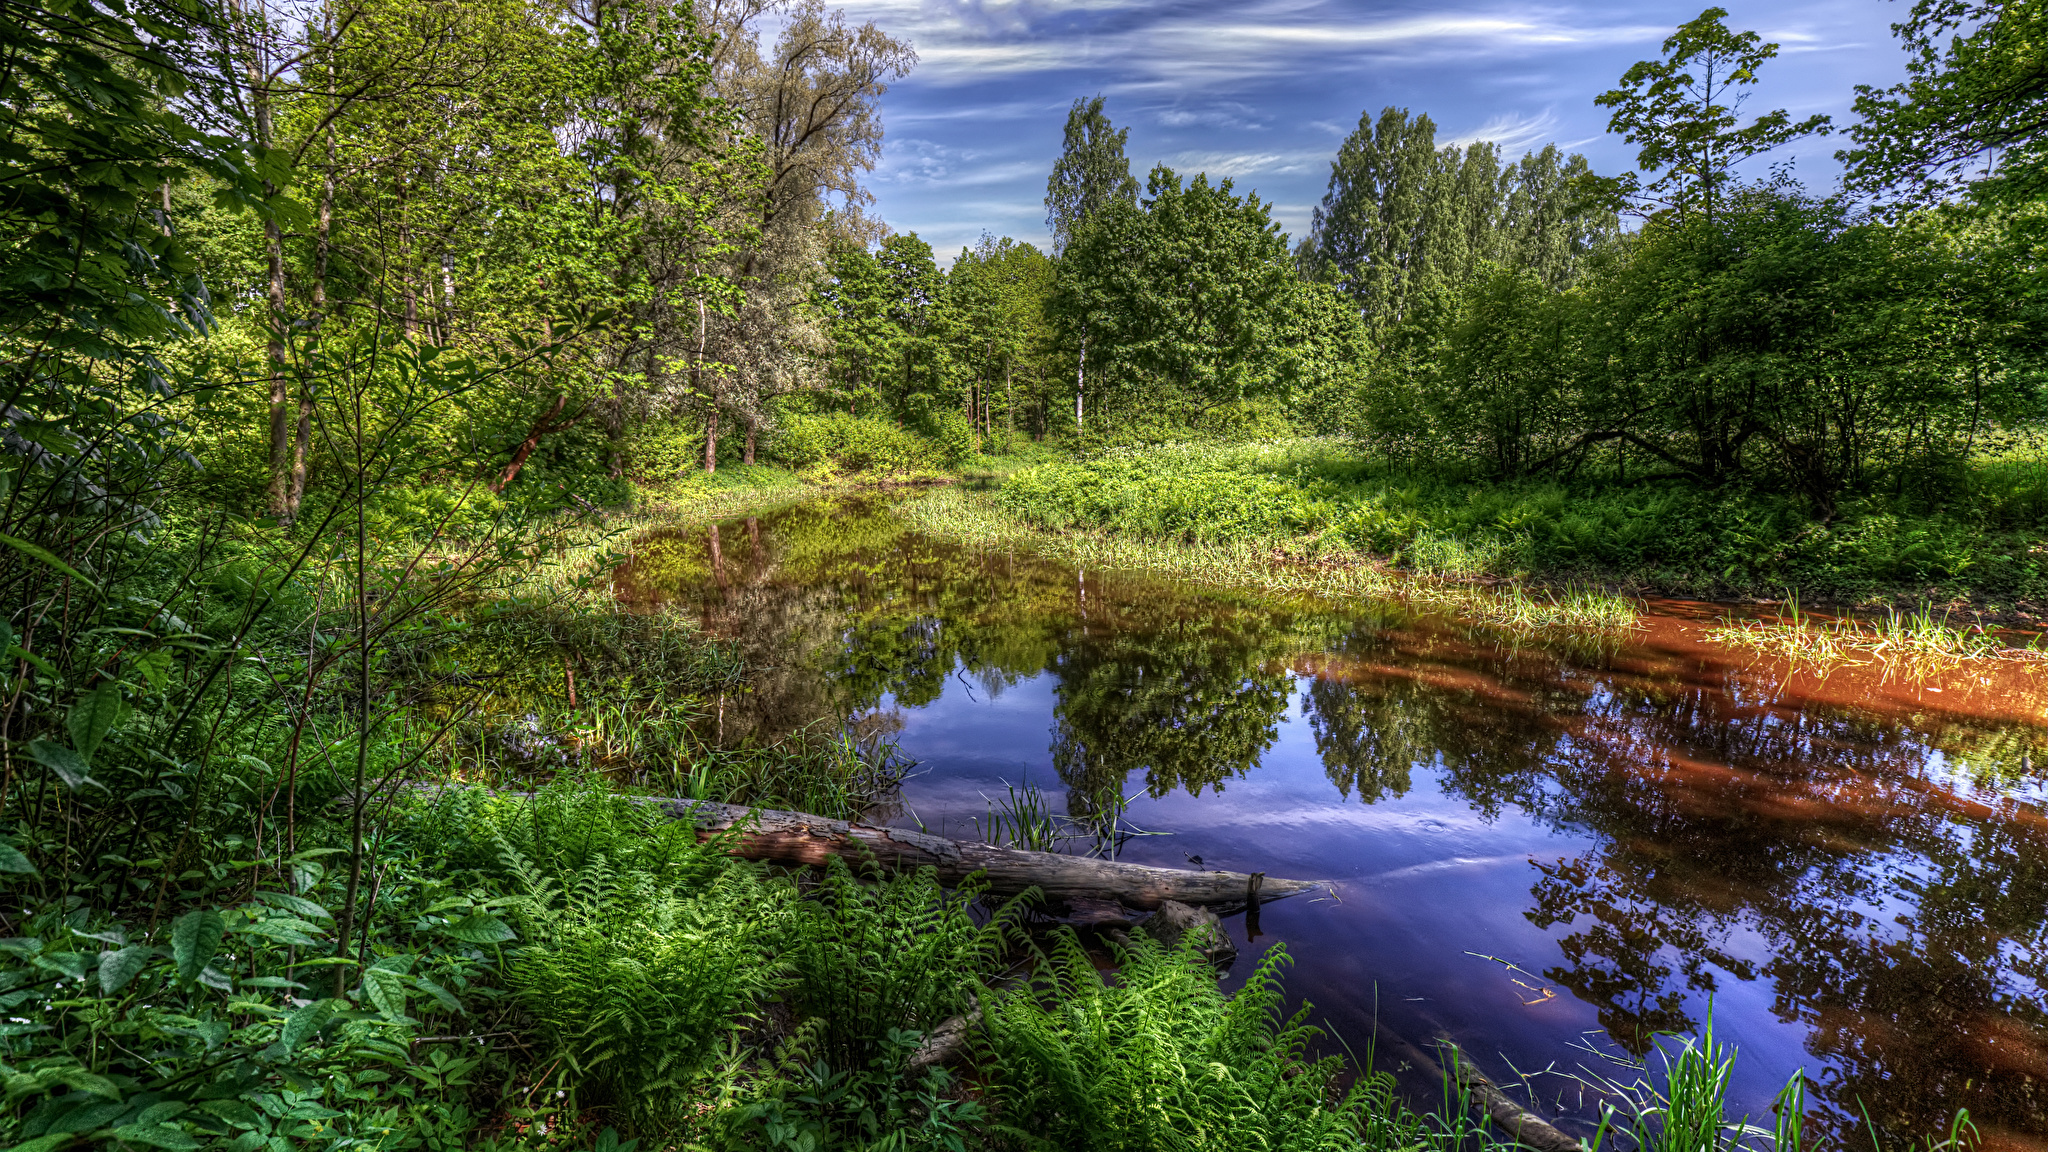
[2,0,2044,1148]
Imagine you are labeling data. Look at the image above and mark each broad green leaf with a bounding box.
[361,967,409,1020]
[98,945,154,994]
[413,975,463,1014]
[170,909,224,984]
[25,740,99,791]
[134,1101,188,1127]
[67,680,124,764]
[441,913,514,944]
[47,1065,121,1099]
[0,839,36,876]
[275,998,342,1052]
[233,918,324,947]
[110,1123,202,1150]
[133,649,174,691]
[0,532,99,590]
[253,890,333,920]
[32,950,84,980]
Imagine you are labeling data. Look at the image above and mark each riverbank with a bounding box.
[964,439,2048,625]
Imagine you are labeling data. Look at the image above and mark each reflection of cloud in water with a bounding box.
[1355,852,1537,886]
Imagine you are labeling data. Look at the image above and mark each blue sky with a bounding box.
[838,0,1911,257]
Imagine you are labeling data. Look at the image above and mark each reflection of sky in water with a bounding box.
[879,665,1825,1131]
[613,502,2048,1145]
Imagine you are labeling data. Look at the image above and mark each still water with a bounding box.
[615,495,2048,1148]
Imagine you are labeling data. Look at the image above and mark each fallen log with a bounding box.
[660,799,1326,915]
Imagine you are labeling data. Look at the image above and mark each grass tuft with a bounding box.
[1707,597,2046,671]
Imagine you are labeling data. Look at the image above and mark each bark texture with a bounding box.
[663,798,1323,914]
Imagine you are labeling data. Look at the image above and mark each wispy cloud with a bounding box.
[1165,149,1331,178]
[852,0,1672,88]
[1445,108,1563,152]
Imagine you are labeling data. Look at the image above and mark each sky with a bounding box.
[835,0,1913,258]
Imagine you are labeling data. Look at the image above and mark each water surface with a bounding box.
[615,496,2048,1148]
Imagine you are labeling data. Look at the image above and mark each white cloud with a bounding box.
[1165,148,1330,178]
[1155,101,1267,130]
[1445,108,1563,152]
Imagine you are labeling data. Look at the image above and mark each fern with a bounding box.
[494,835,790,1125]
[977,930,1394,1152]
[782,857,1024,1069]
[406,773,735,887]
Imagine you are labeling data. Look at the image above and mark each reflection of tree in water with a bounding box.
[1385,646,2048,1146]
[1047,616,1292,807]
[1300,677,1416,803]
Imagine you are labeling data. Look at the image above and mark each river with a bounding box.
[614,494,2048,1149]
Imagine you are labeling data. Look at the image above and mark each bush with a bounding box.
[770,410,951,476]
[783,859,1020,1068]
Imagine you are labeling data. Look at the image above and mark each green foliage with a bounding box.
[784,860,1021,1069]
[1593,7,1831,219]
[998,445,1339,545]
[1357,183,2046,510]
[1054,167,1313,427]
[0,0,274,360]
[1297,108,1618,330]
[1045,96,1139,257]
[772,410,956,477]
[1842,0,2048,206]
[991,438,2048,603]
[977,931,1387,1152]
[498,840,789,1118]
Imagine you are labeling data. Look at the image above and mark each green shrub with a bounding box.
[996,443,1340,543]
[624,417,706,481]
[921,406,978,465]
[990,438,2048,601]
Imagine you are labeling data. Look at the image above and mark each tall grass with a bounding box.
[1707,598,2046,671]
[1569,1016,1977,1152]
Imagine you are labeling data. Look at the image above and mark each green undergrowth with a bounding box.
[981,439,2048,615]
[631,464,821,522]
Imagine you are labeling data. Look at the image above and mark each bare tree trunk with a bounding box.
[704,406,719,474]
[492,393,584,493]
[743,417,756,465]
[263,210,290,517]
[1075,330,1087,432]
[245,26,290,519]
[439,250,455,344]
[290,124,337,521]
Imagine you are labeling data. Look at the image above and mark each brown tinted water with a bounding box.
[614,496,2048,1149]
